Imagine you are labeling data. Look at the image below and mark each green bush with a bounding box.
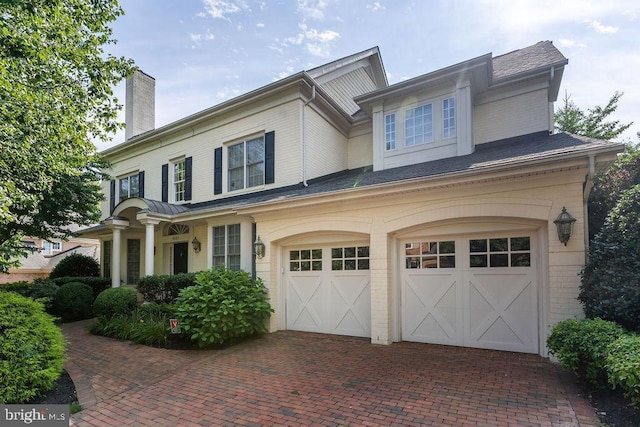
[606,335,640,407]
[175,267,273,347]
[90,303,177,347]
[0,281,32,296]
[0,292,66,403]
[53,282,94,322]
[547,318,627,389]
[0,280,60,313]
[580,185,640,332]
[49,253,100,278]
[93,287,138,320]
[137,273,197,303]
[50,276,111,299]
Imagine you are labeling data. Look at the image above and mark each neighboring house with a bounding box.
[0,236,100,284]
[80,41,624,356]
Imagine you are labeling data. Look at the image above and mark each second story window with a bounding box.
[173,159,186,202]
[228,136,265,191]
[118,173,140,201]
[385,113,396,151]
[42,240,61,255]
[405,103,433,147]
[443,97,456,139]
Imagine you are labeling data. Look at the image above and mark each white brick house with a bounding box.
[82,41,623,356]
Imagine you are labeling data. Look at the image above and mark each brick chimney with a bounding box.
[125,70,155,140]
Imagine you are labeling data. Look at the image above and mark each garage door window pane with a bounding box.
[490,238,508,252]
[332,246,370,270]
[511,237,530,251]
[470,237,531,268]
[490,254,509,267]
[470,254,488,268]
[405,241,455,269]
[290,249,322,271]
[511,253,531,267]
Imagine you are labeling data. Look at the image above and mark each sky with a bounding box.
[99,0,640,151]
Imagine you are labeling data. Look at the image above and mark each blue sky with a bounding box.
[100,0,640,150]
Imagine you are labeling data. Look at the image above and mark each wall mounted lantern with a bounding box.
[191,237,201,253]
[553,207,576,246]
[253,236,265,259]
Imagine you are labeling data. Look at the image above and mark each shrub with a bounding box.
[53,282,94,322]
[175,267,273,347]
[547,318,627,389]
[50,276,111,299]
[0,281,32,296]
[49,253,100,278]
[137,273,197,303]
[93,287,138,320]
[606,335,640,407]
[0,280,60,313]
[90,303,178,347]
[579,185,640,331]
[0,292,66,403]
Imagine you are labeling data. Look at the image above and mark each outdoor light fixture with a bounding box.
[191,237,201,253]
[253,236,265,259]
[553,207,576,246]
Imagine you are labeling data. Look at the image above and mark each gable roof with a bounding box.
[492,41,567,81]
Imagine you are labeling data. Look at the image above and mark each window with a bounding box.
[332,246,370,270]
[405,241,455,269]
[127,239,140,283]
[212,224,241,270]
[405,103,433,146]
[228,136,265,191]
[469,237,531,268]
[443,97,456,138]
[290,249,322,271]
[118,173,140,201]
[41,240,61,255]
[385,114,396,151]
[173,160,186,202]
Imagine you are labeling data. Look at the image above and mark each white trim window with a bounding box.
[42,240,61,255]
[405,103,433,146]
[212,224,241,270]
[385,113,396,151]
[173,159,186,202]
[443,97,456,139]
[228,136,265,191]
[118,173,140,201]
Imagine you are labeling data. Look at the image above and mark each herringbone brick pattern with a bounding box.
[63,320,599,426]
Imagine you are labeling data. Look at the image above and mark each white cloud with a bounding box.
[297,0,329,20]
[585,19,619,34]
[257,22,265,28]
[281,23,340,57]
[367,2,385,11]
[202,0,249,21]
[557,38,586,49]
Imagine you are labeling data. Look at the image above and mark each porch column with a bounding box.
[105,217,130,288]
[139,218,160,276]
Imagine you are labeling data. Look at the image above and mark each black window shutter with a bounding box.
[214,147,222,195]
[161,164,168,202]
[184,156,192,201]
[109,180,116,213]
[138,171,145,198]
[265,131,275,184]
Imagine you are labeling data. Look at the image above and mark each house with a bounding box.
[81,41,624,356]
[0,234,100,284]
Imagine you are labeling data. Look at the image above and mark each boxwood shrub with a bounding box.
[547,318,627,389]
[175,267,273,347]
[49,253,100,278]
[93,287,139,320]
[50,276,111,299]
[137,273,197,303]
[53,282,95,322]
[606,334,640,407]
[0,292,66,403]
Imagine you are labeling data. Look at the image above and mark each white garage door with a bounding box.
[401,235,538,353]
[285,245,371,337]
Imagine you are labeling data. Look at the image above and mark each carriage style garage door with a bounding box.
[285,245,371,337]
[401,234,538,353]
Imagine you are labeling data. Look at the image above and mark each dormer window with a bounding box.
[118,172,140,201]
[385,113,396,151]
[405,103,433,146]
[443,97,456,139]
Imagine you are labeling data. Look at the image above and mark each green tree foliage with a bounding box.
[555,91,633,140]
[579,185,640,332]
[0,0,135,272]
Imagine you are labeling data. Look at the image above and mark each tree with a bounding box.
[555,91,633,140]
[0,0,135,272]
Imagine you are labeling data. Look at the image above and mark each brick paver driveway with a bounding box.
[63,320,598,426]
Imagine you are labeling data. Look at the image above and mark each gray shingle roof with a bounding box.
[492,41,567,81]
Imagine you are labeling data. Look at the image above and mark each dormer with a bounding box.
[355,41,567,172]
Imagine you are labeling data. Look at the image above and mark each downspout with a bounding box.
[583,154,596,256]
[301,85,316,187]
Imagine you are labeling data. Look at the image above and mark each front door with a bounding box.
[173,242,188,274]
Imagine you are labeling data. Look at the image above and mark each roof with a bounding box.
[492,41,568,81]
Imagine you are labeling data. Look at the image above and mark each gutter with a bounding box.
[301,84,316,187]
[583,154,596,253]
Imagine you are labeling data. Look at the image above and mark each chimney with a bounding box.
[125,70,155,140]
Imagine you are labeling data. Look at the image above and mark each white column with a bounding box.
[111,227,122,288]
[143,221,158,276]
